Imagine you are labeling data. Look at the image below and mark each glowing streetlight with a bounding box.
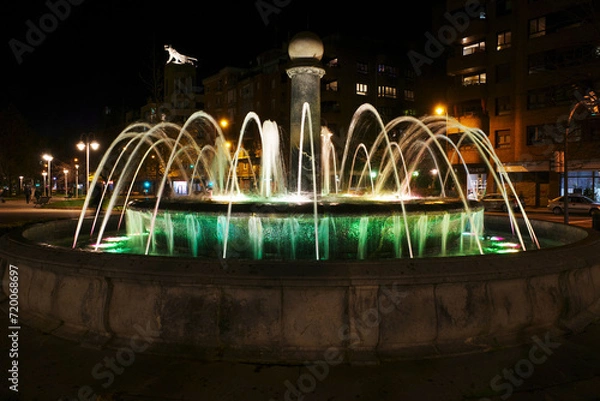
[219,118,229,129]
[63,169,69,195]
[77,134,100,194]
[42,171,47,196]
[42,154,53,196]
[75,164,79,198]
[434,104,450,156]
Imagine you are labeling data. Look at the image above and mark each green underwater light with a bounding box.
[86,202,528,261]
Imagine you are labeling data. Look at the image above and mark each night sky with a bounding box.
[1,0,437,153]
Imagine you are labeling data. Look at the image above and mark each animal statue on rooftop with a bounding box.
[164,44,197,66]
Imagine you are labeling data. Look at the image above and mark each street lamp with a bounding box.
[63,169,69,195]
[42,154,53,196]
[42,171,47,195]
[563,90,600,224]
[434,104,450,168]
[77,134,100,195]
[434,105,449,134]
[75,164,79,198]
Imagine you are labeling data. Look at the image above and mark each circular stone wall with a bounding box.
[1,216,600,363]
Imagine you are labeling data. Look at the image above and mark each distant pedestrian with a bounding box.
[0,188,5,203]
[24,185,32,204]
[34,187,42,203]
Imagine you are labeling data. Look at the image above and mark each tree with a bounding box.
[0,104,43,194]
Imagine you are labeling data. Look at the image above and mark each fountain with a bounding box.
[2,32,600,364]
[72,104,535,261]
[71,31,537,261]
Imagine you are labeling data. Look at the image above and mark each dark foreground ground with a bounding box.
[1,198,599,400]
[1,317,600,400]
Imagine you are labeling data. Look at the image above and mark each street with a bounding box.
[0,198,91,233]
[487,207,593,229]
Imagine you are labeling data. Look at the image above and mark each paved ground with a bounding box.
[2,314,600,401]
[1,198,600,400]
[0,198,88,230]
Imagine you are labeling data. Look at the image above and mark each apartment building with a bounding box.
[445,0,600,205]
[320,34,418,139]
[140,62,204,125]
[202,34,418,181]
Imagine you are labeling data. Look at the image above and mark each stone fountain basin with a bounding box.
[125,198,485,260]
[1,216,599,363]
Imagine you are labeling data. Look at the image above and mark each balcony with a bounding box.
[447,51,487,76]
[448,83,488,103]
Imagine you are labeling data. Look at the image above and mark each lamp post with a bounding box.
[563,90,600,224]
[77,134,99,195]
[434,105,449,191]
[42,172,47,196]
[434,104,449,137]
[42,154,53,196]
[63,169,69,195]
[75,164,79,198]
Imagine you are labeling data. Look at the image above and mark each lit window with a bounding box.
[356,83,368,96]
[495,129,511,148]
[378,86,397,99]
[497,31,511,50]
[462,72,486,86]
[463,41,486,55]
[529,16,546,38]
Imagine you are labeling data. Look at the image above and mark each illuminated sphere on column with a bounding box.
[288,31,324,61]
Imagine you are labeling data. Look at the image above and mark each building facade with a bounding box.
[444,0,600,206]
[141,63,204,125]
[320,34,418,139]
[201,34,419,187]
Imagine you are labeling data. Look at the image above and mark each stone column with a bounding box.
[286,32,325,194]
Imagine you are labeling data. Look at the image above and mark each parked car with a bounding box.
[547,195,600,215]
[479,193,520,211]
